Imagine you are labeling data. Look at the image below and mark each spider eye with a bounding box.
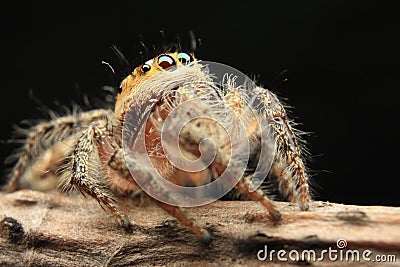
[158,55,176,69]
[141,64,151,73]
[177,52,193,64]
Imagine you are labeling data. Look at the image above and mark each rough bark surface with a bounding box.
[0,189,399,266]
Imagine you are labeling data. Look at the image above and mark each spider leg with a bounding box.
[7,109,114,192]
[271,113,310,211]
[269,160,297,202]
[61,115,132,229]
[157,201,211,242]
[235,175,282,220]
[176,119,282,221]
[254,87,310,211]
[109,148,211,241]
[13,137,75,191]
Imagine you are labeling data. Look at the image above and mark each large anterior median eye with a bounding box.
[177,52,193,64]
[157,55,176,69]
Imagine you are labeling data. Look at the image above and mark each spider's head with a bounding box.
[115,52,195,117]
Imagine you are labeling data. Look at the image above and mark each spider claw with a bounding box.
[120,215,133,230]
[271,209,281,220]
[120,216,148,234]
[299,202,309,211]
[201,229,212,244]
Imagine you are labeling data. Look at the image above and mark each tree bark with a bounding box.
[1,189,399,266]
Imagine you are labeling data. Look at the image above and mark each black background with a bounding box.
[1,1,399,206]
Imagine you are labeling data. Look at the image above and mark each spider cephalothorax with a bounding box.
[6,50,311,241]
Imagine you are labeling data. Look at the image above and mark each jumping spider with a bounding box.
[6,50,311,241]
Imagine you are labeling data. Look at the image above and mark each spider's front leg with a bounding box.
[61,115,132,229]
[255,88,311,211]
[109,148,211,242]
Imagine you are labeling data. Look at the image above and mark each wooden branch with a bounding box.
[1,189,399,266]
